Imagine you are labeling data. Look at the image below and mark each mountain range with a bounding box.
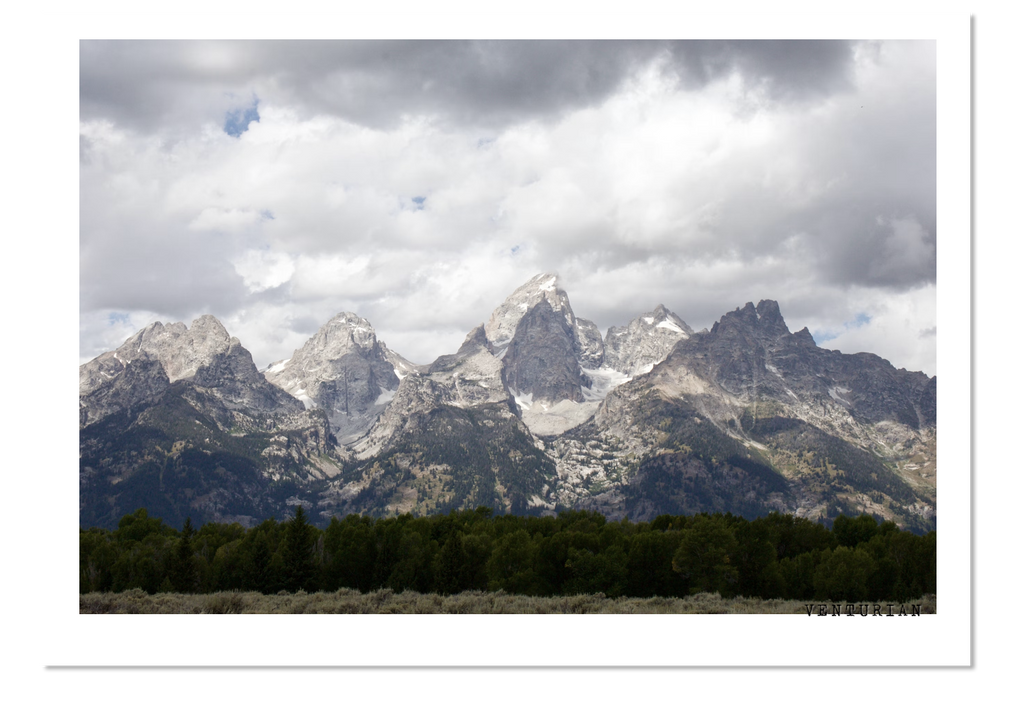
[80,273,936,532]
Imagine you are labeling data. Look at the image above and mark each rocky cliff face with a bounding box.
[503,298,587,405]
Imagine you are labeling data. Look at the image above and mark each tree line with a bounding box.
[80,507,935,602]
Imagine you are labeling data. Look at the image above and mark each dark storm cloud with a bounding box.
[664,40,857,102]
[80,40,858,133]
[293,41,651,130]
[80,40,639,132]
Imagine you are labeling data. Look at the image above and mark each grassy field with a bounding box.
[80,588,936,614]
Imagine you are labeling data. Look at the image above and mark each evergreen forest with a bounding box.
[80,507,936,603]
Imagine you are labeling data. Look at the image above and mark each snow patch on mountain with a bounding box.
[513,391,535,411]
[267,358,290,374]
[580,366,633,402]
[656,320,687,335]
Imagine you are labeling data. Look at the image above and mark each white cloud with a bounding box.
[809,284,937,376]
[190,207,264,233]
[232,249,296,292]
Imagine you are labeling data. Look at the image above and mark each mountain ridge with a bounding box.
[79,274,936,532]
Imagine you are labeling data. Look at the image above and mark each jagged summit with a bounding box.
[484,272,576,351]
[79,314,302,427]
[659,298,934,428]
[712,300,792,338]
[265,312,400,443]
[603,304,693,376]
[80,314,235,394]
[266,312,382,373]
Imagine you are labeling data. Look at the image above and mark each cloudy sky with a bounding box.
[80,40,936,375]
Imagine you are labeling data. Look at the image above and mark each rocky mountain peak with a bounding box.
[711,299,792,341]
[603,304,693,376]
[670,299,938,430]
[424,324,513,406]
[695,301,804,384]
[268,311,391,374]
[754,299,790,334]
[264,312,400,444]
[79,314,302,427]
[306,312,381,355]
[457,323,492,356]
[101,314,235,385]
[428,325,492,373]
[189,313,230,335]
[793,327,816,345]
[485,273,576,350]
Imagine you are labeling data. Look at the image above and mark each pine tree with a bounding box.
[168,517,198,593]
[435,532,466,596]
[284,506,316,592]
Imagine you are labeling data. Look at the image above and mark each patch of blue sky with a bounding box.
[108,312,131,326]
[259,209,275,220]
[813,312,871,344]
[411,196,426,210]
[224,96,260,137]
